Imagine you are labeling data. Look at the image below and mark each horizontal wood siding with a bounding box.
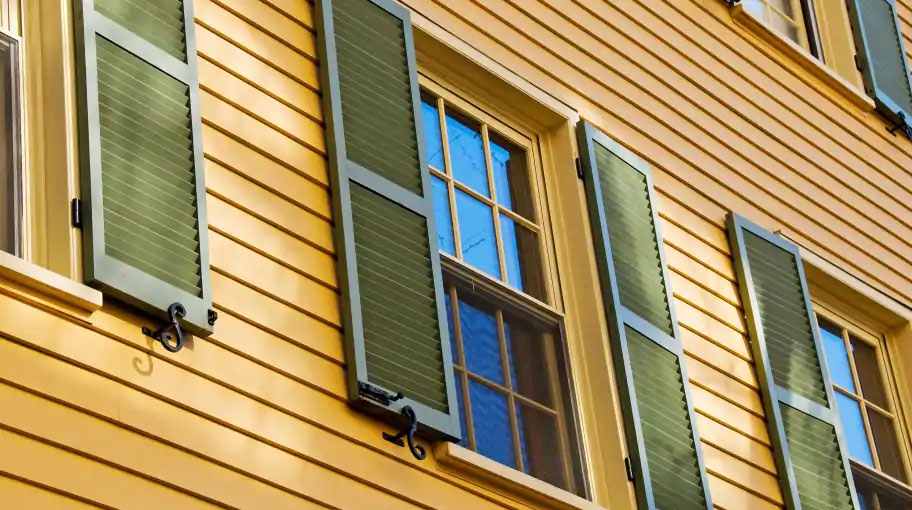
[4,0,910,509]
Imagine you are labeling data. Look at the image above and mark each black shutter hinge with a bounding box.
[854,54,863,72]
[208,309,218,326]
[887,111,912,140]
[71,198,82,228]
[625,457,635,482]
[358,382,404,406]
[575,157,584,179]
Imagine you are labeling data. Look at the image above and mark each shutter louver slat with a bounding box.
[76,0,211,334]
[95,0,187,61]
[579,121,711,510]
[729,214,859,510]
[317,0,460,440]
[96,37,201,299]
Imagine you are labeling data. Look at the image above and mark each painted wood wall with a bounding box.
[1,0,911,509]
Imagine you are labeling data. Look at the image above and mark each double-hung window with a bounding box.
[818,311,912,509]
[420,86,586,495]
[0,30,20,256]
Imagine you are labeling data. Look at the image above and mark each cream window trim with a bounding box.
[732,3,875,112]
[0,249,101,314]
[434,442,606,510]
[20,0,80,278]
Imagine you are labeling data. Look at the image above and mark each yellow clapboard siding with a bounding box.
[660,218,735,281]
[671,274,746,332]
[207,195,337,289]
[692,386,771,445]
[201,123,330,204]
[195,0,318,85]
[200,57,324,143]
[703,443,783,505]
[708,473,781,510]
[656,190,731,255]
[682,328,757,386]
[685,355,765,417]
[0,476,101,510]
[212,0,317,55]
[666,245,739,304]
[202,90,325,157]
[212,273,344,362]
[675,299,752,360]
[0,305,540,510]
[260,0,314,26]
[209,231,341,327]
[196,24,321,110]
[0,428,222,510]
[697,415,777,474]
[205,160,334,252]
[0,383,332,510]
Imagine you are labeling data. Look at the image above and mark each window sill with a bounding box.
[0,250,102,316]
[851,460,912,503]
[433,442,605,510]
[731,4,875,113]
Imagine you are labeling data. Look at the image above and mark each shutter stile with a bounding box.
[578,120,712,510]
[728,214,859,510]
[316,0,460,441]
[75,0,211,334]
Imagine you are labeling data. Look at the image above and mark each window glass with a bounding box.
[818,314,909,487]
[445,111,488,197]
[0,34,20,256]
[421,93,546,300]
[454,190,500,278]
[447,287,582,494]
[420,94,445,170]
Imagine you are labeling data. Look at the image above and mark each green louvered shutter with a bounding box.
[578,121,711,510]
[728,214,859,510]
[74,0,211,334]
[315,0,460,441]
[846,0,912,128]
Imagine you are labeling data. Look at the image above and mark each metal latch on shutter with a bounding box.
[625,457,635,482]
[358,383,427,460]
[887,111,912,139]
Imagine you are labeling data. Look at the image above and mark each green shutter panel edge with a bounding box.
[727,213,860,510]
[577,120,712,510]
[846,0,912,128]
[315,0,461,441]
[74,0,212,335]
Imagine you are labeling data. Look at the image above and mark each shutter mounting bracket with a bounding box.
[71,198,83,229]
[142,302,187,353]
[382,405,427,460]
[887,111,912,139]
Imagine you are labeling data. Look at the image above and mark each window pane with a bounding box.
[742,0,766,20]
[500,214,545,300]
[516,402,565,488]
[458,298,504,384]
[504,317,552,406]
[490,133,534,220]
[0,37,18,255]
[431,176,455,255]
[868,409,906,482]
[455,190,500,278]
[835,392,875,466]
[820,319,855,392]
[852,337,888,409]
[420,94,445,170]
[445,110,489,196]
[769,9,800,44]
[469,380,516,468]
